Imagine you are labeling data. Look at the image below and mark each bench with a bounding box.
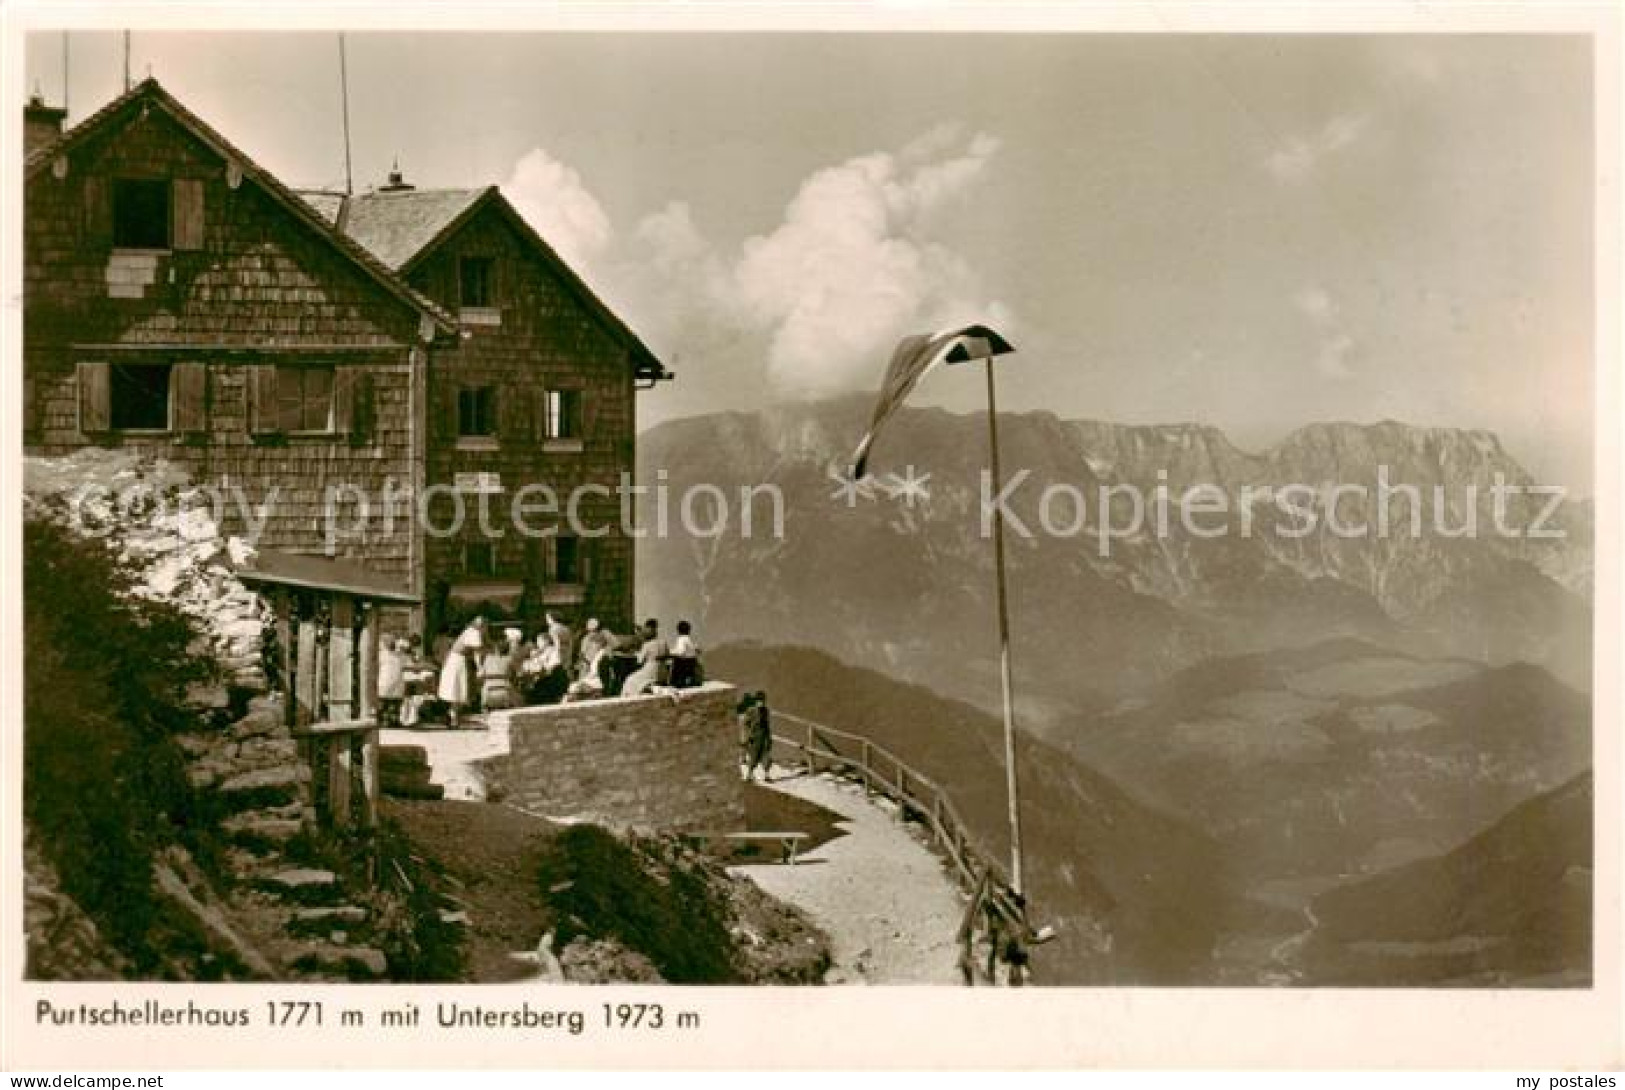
[723,831,811,865]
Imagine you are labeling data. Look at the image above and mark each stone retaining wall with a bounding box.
[479,683,742,832]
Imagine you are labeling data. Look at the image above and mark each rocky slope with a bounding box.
[638,401,1591,720]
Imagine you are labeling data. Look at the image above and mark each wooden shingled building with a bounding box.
[22,79,670,639]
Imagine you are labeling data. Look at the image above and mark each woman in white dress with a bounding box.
[437,616,486,727]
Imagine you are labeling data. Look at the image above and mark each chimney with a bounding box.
[377,158,414,193]
[24,91,67,158]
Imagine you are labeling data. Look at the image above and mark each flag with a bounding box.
[850,323,1015,478]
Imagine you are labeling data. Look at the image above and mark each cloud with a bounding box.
[502,147,613,271]
[502,128,1010,401]
[1292,283,1358,379]
[1265,111,1370,184]
[726,129,1007,394]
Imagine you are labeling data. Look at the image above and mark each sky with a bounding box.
[24,30,1596,488]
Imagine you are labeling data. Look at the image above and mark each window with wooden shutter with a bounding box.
[247,364,279,436]
[332,367,356,438]
[432,380,459,440]
[172,177,205,250]
[171,361,208,434]
[541,388,584,444]
[77,361,111,434]
[81,177,111,247]
[274,364,334,432]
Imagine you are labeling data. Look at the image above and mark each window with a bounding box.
[274,365,334,432]
[465,542,497,577]
[552,536,581,584]
[459,257,494,308]
[543,389,583,440]
[113,178,171,249]
[109,363,172,430]
[458,386,497,438]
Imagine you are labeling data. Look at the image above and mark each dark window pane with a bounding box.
[113,178,170,249]
[554,537,579,583]
[459,386,496,437]
[465,542,495,576]
[109,363,172,430]
[459,257,493,308]
[274,365,334,431]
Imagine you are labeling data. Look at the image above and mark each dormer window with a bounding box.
[113,178,171,249]
[458,256,501,327]
[459,257,493,306]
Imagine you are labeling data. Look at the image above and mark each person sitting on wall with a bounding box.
[520,632,570,706]
[668,620,702,689]
[619,618,670,697]
[546,612,574,675]
[478,634,517,712]
[577,618,610,679]
[437,616,485,728]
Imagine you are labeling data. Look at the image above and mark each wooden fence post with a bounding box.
[358,601,378,721]
[328,595,355,722]
[361,725,380,829]
[329,735,352,829]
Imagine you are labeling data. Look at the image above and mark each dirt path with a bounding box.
[729,771,964,985]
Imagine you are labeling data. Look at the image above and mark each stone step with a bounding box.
[221,812,303,849]
[379,745,429,768]
[382,780,444,801]
[214,765,305,812]
[286,905,371,939]
[283,942,388,980]
[256,868,345,906]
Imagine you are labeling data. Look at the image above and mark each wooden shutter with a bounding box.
[332,366,355,437]
[81,177,111,247]
[171,361,208,434]
[580,388,598,443]
[432,381,459,439]
[172,177,205,250]
[579,538,596,588]
[77,362,111,434]
[247,364,279,435]
[347,371,376,447]
[22,374,38,440]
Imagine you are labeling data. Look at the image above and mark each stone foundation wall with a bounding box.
[480,683,742,833]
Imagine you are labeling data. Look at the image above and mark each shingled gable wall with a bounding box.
[404,200,639,637]
[23,96,432,589]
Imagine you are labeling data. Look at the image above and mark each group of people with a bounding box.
[375,612,707,729]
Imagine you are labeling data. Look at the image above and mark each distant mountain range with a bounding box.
[1306,772,1592,986]
[1070,639,1591,884]
[642,401,1593,987]
[706,643,1232,985]
[639,400,1592,723]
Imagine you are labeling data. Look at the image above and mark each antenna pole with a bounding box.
[339,34,354,195]
[62,31,69,114]
[122,30,131,91]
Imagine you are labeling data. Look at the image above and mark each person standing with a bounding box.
[437,616,485,728]
[620,618,669,697]
[377,636,407,728]
[669,620,701,689]
[577,618,610,679]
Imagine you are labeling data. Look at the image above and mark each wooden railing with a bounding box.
[768,711,1034,984]
[297,718,381,830]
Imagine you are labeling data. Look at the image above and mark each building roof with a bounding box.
[25,78,457,337]
[234,548,420,603]
[303,185,670,384]
[311,187,489,269]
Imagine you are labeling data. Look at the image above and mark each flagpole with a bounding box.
[983,355,1025,900]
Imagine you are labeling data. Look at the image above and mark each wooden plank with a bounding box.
[171,361,208,434]
[328,595,355,721]
[294,619,320,727]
